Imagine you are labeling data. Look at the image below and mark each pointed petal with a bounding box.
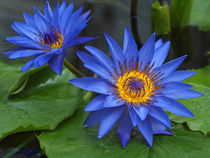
[6,36,43,49]
[128,105,138,127]
[44,1,53,22]
[84,110,106,128]
[85,95,106,111]
[165,90,203,99]
[70,77,112,95]
[149,106,171,128]
[103,95,125,108]
[60,2,74,31]
[33,54,53,68]
[137,117,153,147]
[157,55,187,78]
[9,49,45,59]
[155,39,163,49]
[23,13,36,28]
[138,33,155,68]
[49,53,65,74]
[77,51,98,65]
[124,27,138,63]
[153,96,194,117]
[152,41,170,68]
[59,0,67,18]
[85,45,115,74]
[98,106,126,138]
[134,105,149,121]
[12,22,38,40]
[52,2,59,29]
[104,33,124,68]
[163,70,196,83]
[158,81,193,95]
[34,7,49,32]
[84,63,114,82]
[65,36,98,48]
[117,110,132,148]
[21,59,34,72]
[150,116,173,135]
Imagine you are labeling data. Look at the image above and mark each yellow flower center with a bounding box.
[113,62,163,106]
[39,27,64,49]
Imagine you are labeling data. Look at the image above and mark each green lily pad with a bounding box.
[170,83,210,134]
[169,66,210,134]
[38,105,210,158]
[0,61,82,140]
[190,0,210,31]
[185,65,210,87]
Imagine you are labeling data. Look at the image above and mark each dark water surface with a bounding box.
[0,0,209,157]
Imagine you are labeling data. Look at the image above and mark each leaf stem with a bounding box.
[64,58,85,77]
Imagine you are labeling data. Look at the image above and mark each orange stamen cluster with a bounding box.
[112,61,163,106]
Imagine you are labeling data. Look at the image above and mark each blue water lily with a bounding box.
[70,27,203,147]
[5,1,96,74]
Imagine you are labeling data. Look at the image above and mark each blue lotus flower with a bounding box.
[5,1,96,74]
[70,27,203,147]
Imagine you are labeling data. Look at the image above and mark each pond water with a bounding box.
[0,0,209,157]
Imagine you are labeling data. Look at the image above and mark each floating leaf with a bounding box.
[38,106,210,158]
[169,66,210,134]
[0,61,82,140]
[184,65,210,87]
[170,83,210,134]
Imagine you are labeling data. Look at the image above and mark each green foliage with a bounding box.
[185,65,210,87]
[151,1,171,34]
[38,106,210,158]
[169,66,210,134]
[0,61,82,140]
[190,0,210,31]
[170,0,194,27]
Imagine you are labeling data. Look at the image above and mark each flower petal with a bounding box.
[128,105,138,127]
[98,106,126,138]
[138,33,155,68]
[103,95,125,108]
[117,110,132,148]
[49,53,65,74]
[149,106,171,128]
[85,45,115,74]
[33,54,53,68]
[44,1,53,22]
[153,96,194,117]
[155,38,163,49]
[152,41,170,68]
[137,117,153,147]
[21,59,34,72]
[124,27,138,63]
[84,63,114,82]
[65,36,98,48]
[60,2,74,33]
[165,90,203,99]
[6,36,43,49]
[9,49,45,59]
[133,105,149,121]
[85,95,107,111]
[104,33,124,69]
[150,116,173,135]
[159,81,193,95]
[12,22,38,40]
[163,70,196,83]
[84,109,107,128]
[157,55,187,78]
[70,77,112,95]
[77,50,98,65]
